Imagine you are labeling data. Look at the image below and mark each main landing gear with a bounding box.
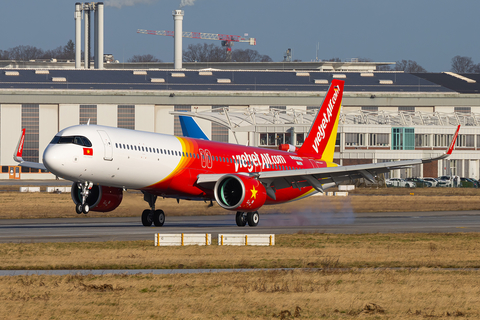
[236,211,259,227]
[75,181,93,214]
[141,192,165,227]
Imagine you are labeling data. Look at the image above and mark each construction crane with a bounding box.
[137,29,256,61]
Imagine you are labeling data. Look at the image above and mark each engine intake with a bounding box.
[214,174,266,211]
[71,183,123,212]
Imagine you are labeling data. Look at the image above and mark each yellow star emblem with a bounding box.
[250,186,258,199]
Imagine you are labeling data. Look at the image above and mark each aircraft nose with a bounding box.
[42,145,63,174]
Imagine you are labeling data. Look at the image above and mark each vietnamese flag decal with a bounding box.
[83,148,93,156]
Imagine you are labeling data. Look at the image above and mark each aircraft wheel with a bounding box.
[247,211,259,227]
[153,209,165,227]
[142,209,153,227]
[235,211,247,227]
[75,203,83,214]
[82,204,90,214]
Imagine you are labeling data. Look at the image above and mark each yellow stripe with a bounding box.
[181,233,184,246]
[245,235,248,246]
[320,102,342,163]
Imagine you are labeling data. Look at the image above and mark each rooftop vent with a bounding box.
[332,74,346,79]
[171,72,185,78]
[52,77,67,82]
[314,79,329,84]
[5,71,19,76]
[361,73,374,77]
[296,72,310,77]
[35,70,49,75]
[199,71,213,76]
[151,78,165,83]
[217,78,231,83]
[133,70,147,75]
[379,79,393,84]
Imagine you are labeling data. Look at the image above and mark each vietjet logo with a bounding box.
[312,86,340,153]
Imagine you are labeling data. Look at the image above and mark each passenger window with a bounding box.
[115,143,118,148]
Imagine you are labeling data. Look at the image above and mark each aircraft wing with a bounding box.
[13,129,47,170]
[197,125,460,200]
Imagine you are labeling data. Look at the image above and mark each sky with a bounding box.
[1,0,480,72]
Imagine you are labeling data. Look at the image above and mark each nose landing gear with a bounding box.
[75,182,93,214]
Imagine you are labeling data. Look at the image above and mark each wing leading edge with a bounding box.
[197,125,461,200]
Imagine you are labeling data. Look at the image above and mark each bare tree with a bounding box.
[232,48,272,62]
[183,43,227,62]
[0,50,9,59]
[394,60,426,73]
[127,54,161,62]
[8,45,44,60]
[451,55,476,73]
[325,57,341,62]
[63,40,75,60]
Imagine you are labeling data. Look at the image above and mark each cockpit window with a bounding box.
[50,135,92,147]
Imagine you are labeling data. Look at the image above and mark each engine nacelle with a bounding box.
[214,174,267,211]
[71,183,123,212]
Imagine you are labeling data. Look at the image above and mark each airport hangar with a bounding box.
[1,61,480,180]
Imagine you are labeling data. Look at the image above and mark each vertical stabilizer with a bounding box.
[297,79,344,162]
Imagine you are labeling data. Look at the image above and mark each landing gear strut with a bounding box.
[75,181,93,214]
[141,192,165,227]
[236,211,259,227]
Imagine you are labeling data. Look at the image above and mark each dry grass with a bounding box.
[0,269,477,319]
[1,188,480,219]
[1,233,479,319]
[2,233,480,270]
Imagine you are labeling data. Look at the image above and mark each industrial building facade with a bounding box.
[1,66,479,180]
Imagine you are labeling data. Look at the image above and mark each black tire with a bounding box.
[235,211,247,227]
[153,209,165,227]
[75,203,83,214]
[82,204,90,214]
[142,209,152,227]
[247,211,259,227]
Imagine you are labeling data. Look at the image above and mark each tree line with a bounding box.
[1,41,479,73]
[0,41,75,61]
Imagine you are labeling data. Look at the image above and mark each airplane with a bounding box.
[14,79,460,227]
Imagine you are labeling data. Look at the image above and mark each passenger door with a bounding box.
[97,130,113,161]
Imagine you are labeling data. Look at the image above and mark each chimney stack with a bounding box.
[173,10,184,69]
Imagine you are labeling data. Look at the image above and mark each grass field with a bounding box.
[1,188,480,318]
[1,233,479,319]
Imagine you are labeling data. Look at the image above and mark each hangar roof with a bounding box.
[0,69,468,93]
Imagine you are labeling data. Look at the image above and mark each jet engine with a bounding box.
[71,183,123,212]
[214,174,267,211]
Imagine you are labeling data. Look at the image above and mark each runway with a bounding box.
[1,210,480,243]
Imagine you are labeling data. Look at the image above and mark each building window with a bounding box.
[398,106,415,112]
[345,133,365,146]
[361,106,378,112]
[259,132,292,146]
[415,134,429,147]
[295,133,305,146]
[369,133,389,147]
[434,134,454,147]
[22,104,39,162]
[392,127,414,150]
[211,106,229,143]
[80,105,97,125]
[173,105,191,136]
[118,105,135,129]
[456,134,474,147]
[455,107,471,113]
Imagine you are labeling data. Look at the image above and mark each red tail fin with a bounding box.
[297,79,344,161]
